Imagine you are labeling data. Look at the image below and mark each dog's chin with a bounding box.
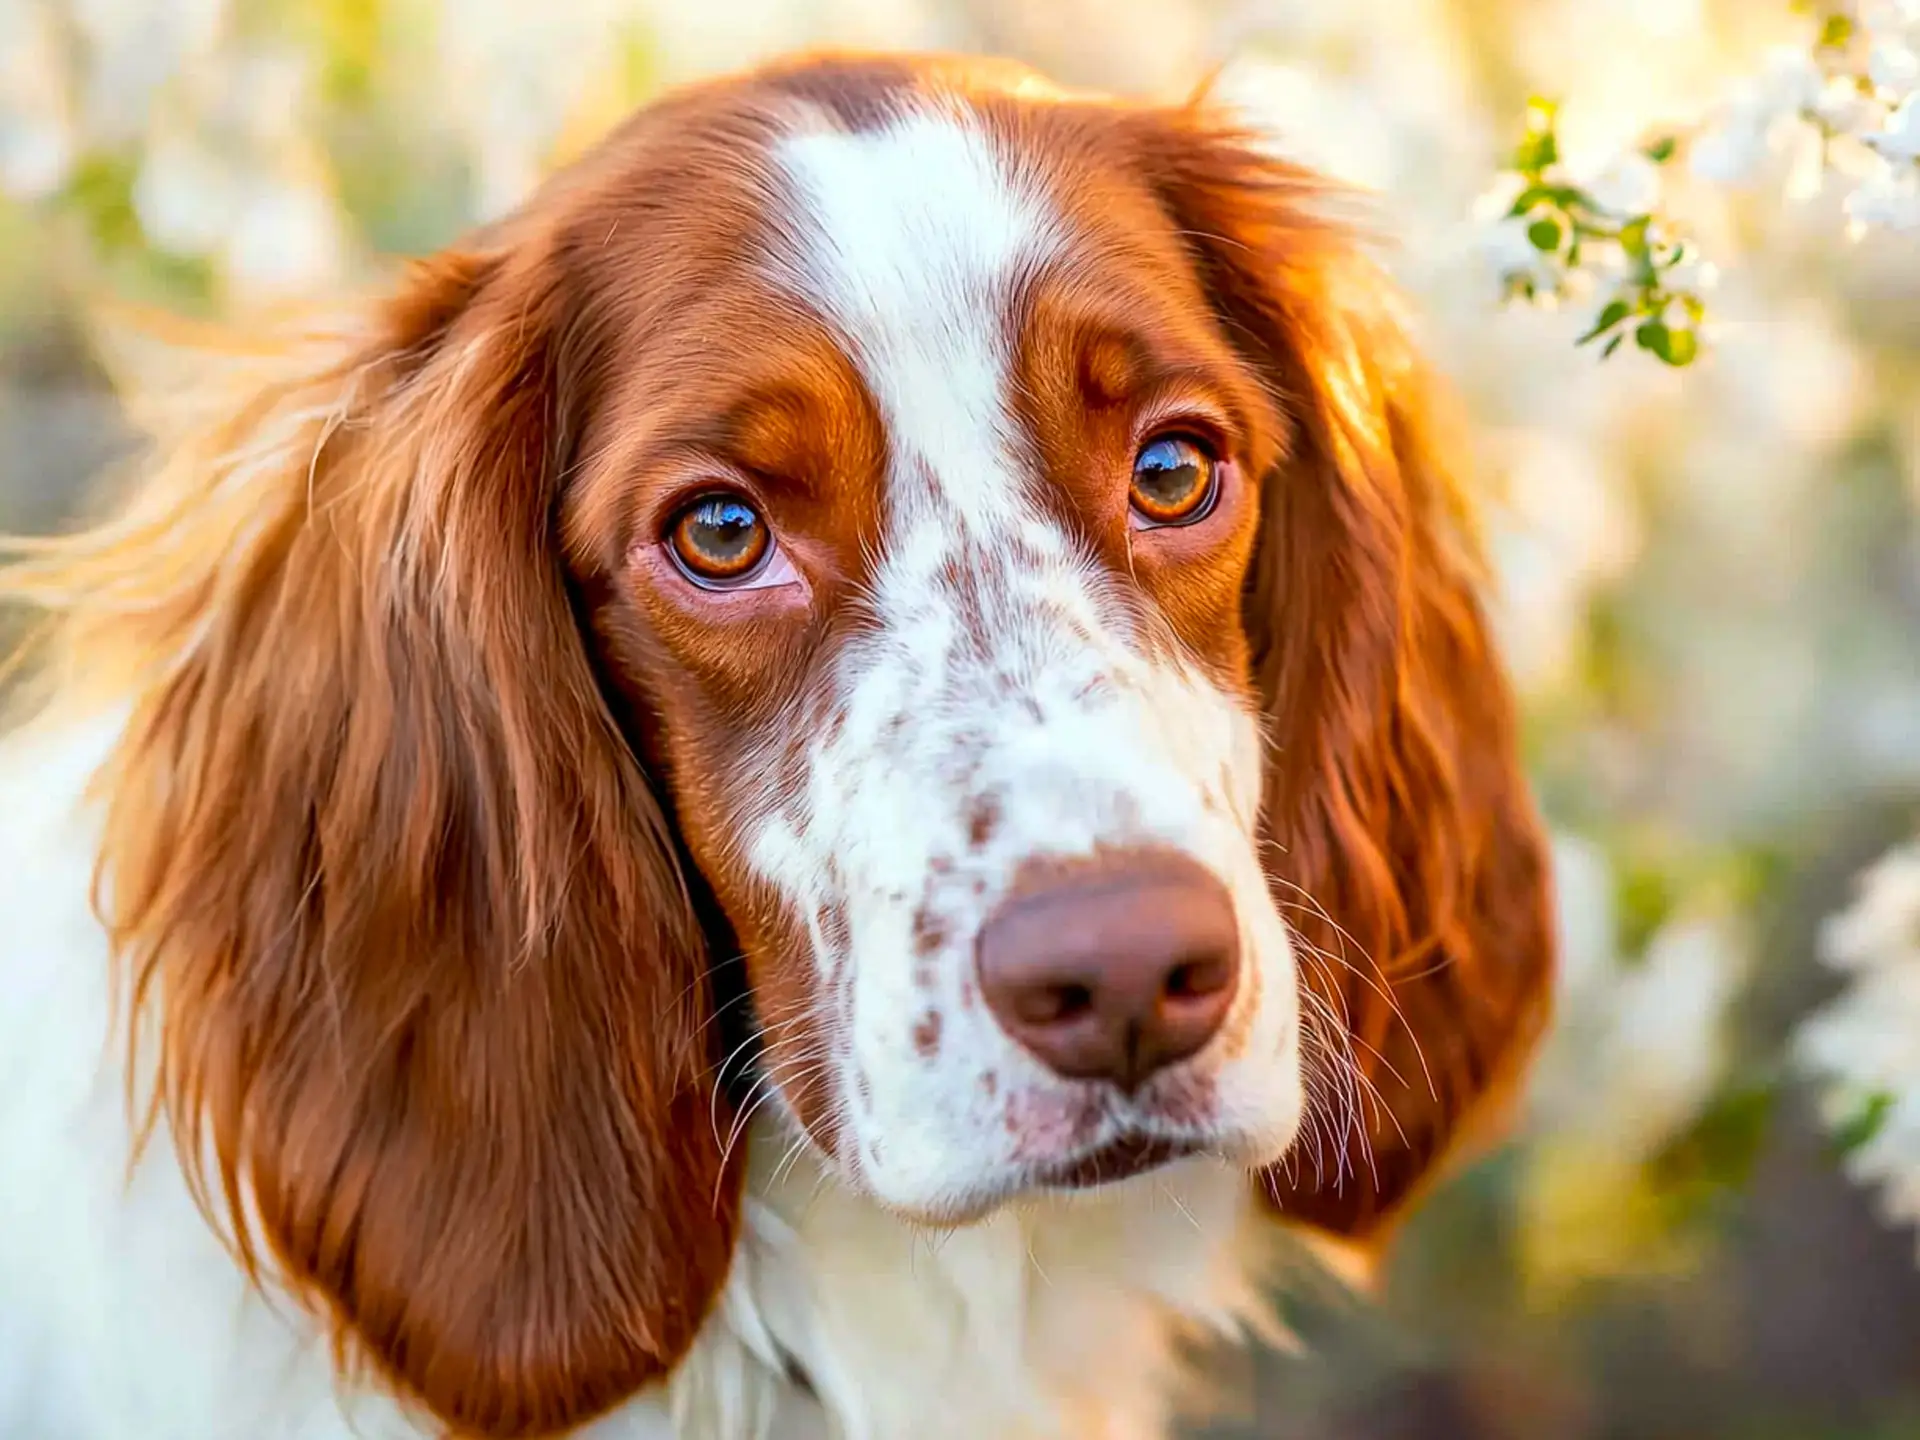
[855,1131,1286,1230]
[1029,1133,1207,1192]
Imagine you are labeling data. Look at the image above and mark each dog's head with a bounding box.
[23,52,1553,1440]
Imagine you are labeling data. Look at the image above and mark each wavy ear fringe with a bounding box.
[1,251,742,1439]
[1129,109,1557,1265]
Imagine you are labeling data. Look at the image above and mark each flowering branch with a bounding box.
[1481,101,1710,366]
[1483,0,1920,365]
[1696,0,1920,232]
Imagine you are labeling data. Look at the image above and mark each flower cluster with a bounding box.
[1693,0,1920,234]
[0,0,345,301]
[1796,841,1920,1257]
[1482,1,1919,366]
[1478,100,1716,366]
[0,0,665,304]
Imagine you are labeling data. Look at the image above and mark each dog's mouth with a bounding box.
[1031,1132,1204,1191]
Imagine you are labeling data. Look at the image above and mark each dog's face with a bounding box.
[571,76,1303,1221]
[63,52,1555,1440]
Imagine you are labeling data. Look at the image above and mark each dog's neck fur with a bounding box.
[0,715,1292,1440]
[665,1123,1282,1440]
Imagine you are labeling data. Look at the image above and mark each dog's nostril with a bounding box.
[1051,982,1096,1023]
[1164,956,1230,1001]
[1012,981,1096,1026]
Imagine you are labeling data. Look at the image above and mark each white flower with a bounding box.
[1481,214,1560,292]
[1487,433,1641,693]
[1522,837,1749,1152]
[1800,969,1920,1094]
[1872,94,1920,162]
[68,0,232,144]
[1689,88,1779,188]
[1584,152,1661,218]
[1691,46,1884,197]
[132,133,243,255]
[1689,122,1769,187]
[0,119,75,200]
[221,170,347,298]
[1470,171,1530,225]
[1870,38,1920,94]
[1783,122,1831,203]
[0,2,76,200]
[431,0,646,219]
[1818,842,1920,969]
[1799,842,1920,1257]
[1759,44,1826,118]
[1846,161,1920,232]
[1863,0,1920,46]
[1814,76,1884,139]
[1607,919,1748,1139]
[212,50,313,147]
[1664,252,1720,300]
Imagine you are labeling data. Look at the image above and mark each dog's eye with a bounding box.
[1129,436,1218,527]
[668,495,771,584]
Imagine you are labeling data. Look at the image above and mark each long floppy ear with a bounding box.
[1134,112,1557,1253]
[5,249,739,1435]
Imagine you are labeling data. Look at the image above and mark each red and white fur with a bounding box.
[0,53,1555,1440]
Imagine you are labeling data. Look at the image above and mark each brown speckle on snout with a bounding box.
[912,905,948,956]
[912,1010,944,1058]
[966,792,1002,848]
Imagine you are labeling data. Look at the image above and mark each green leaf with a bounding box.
[1636,318,1698,365]
[1619,218,1651,259]
[298,0,386,107]
[61,152,145,255]
[1721,842,1792,911]
[1663,326,1701,366]
[1506,182,1582,218]
[1510,101,1562,176]
[1643,135,1679,165]
[1613,856,1677,959]
[1527,216,1563,252]
[1647,1079,1780,1223]
[1579,298,1633,345]
[1833,1091,1896,1158]
[1602,333,1626,359]
[1511,133,1558,175]
[1819,13,1854,49]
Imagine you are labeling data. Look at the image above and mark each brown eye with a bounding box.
[1129,436,1218,526]
[668,494,771,583]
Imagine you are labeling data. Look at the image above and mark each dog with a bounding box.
[0,50,1555,1440]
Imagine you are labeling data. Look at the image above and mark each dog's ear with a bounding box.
[7,247,740,1436]
[1132,109,1557,1251]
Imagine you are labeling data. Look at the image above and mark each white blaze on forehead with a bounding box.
[753,102,1101,904]
[745,102,1300,1206]
[770,102,1063,542]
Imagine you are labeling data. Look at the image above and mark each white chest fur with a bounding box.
[0,719,1281,1440]
[671,1137,1277,1440]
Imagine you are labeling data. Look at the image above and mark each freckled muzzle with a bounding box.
[974,850,1240,1093]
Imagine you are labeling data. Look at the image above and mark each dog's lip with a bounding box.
[1031,1132,1203,1191]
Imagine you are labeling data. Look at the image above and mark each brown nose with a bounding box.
[976,851,1240,1092]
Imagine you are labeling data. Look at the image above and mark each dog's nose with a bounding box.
[976,851,1240,1091]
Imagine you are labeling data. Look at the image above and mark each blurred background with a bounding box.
[2,1,1918,1436]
